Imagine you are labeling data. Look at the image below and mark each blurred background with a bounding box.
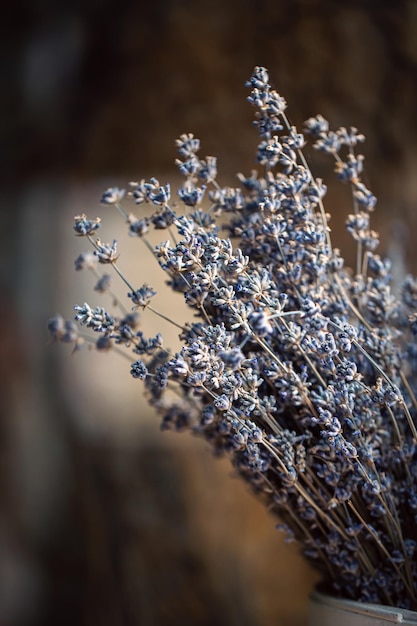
[2,1,417,624]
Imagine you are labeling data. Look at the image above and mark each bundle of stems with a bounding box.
[49,67,417,609]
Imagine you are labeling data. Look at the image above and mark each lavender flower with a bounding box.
[73,214,101,236]
[93,239,119,264]
[51,67,417,611]
[101,186,126,205]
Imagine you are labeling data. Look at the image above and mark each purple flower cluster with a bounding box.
[49,67,417,610]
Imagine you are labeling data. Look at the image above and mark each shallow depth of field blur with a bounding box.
[3,2,417,625]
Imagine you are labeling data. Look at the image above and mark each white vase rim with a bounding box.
[310,589,417,624]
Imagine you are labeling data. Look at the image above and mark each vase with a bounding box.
[308,589,417,625]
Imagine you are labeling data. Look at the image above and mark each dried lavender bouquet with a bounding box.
[50,67,417,609]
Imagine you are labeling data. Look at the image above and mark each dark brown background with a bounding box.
[2,1,417,625]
